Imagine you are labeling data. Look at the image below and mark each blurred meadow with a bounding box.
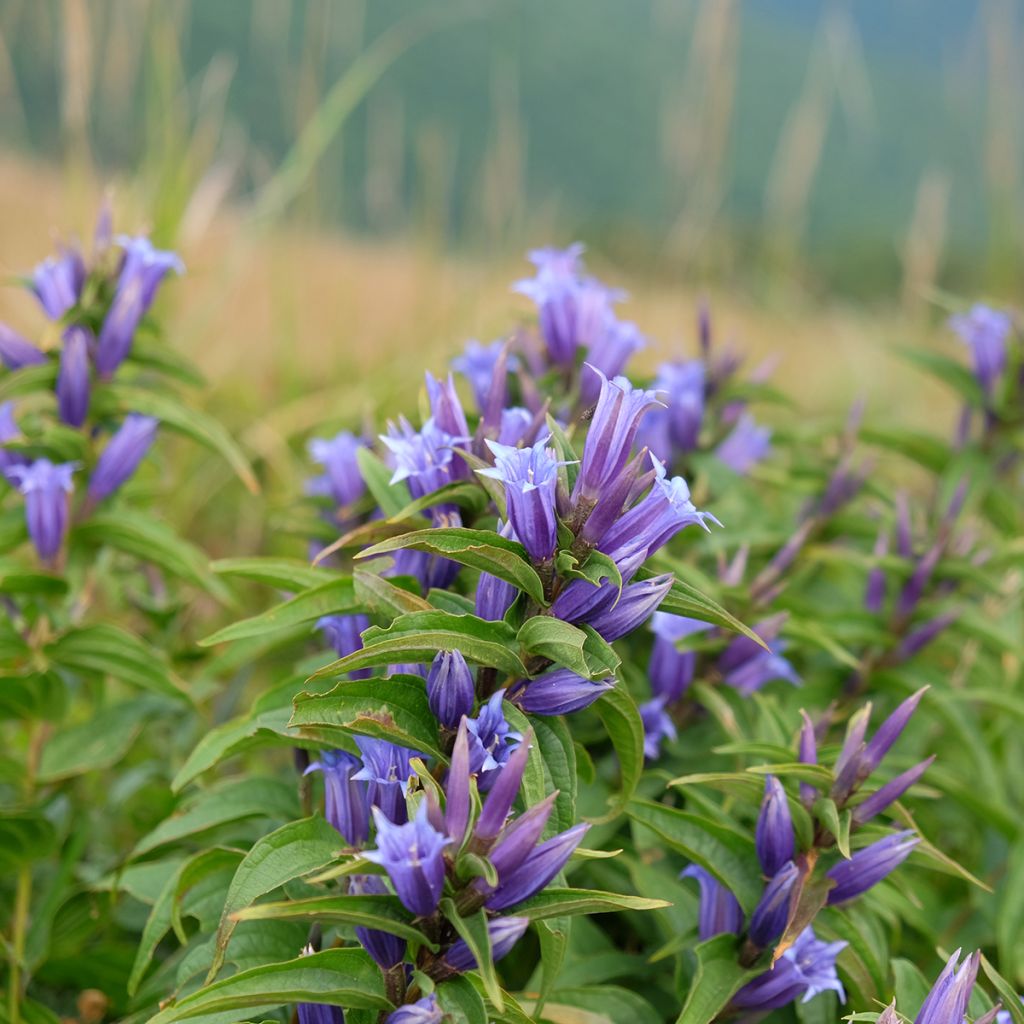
[0,0,1021,556]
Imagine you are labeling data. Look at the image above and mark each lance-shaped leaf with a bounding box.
[231,894,432,948]
[147,948,389,1024]
[512,888,670,921]
[357,527,546,606]
[440,898,503,1011]
[356,446,413,517]
[674,934,760,1024]
[309,611,527,680]
[207,815,345,981]
[517,617,618,680]
[436,975,489,1024]
[200,578,360,646]
[589,687,644,825]
[211,557,334,590]
[290,675,443,759]
[354,569,433,616]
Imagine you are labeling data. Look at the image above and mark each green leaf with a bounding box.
[200,577,359,646]
[309,611,527,680]
[72,510,230,601]
[0,671,66,722]
[146,948,389,1024]
[353,569,433,616]
[386,481,491,522]
[513,888,670,921]
[896,345,986,405]
[812,798,851,859]
[211,557,333,590]
[532,714,578,834]
[0,568,67,597]
[518,616,607,679]
[440,898,503,1011]
[590,687,644,825]
[131,777,298,859]
[675,934,760,1024]
[997,839,1024,985]
[207,815,345,981]
[981,955,1024,1024]
[357,527,546,606]
[534,917,569,1017]
[357,446,412,517]
[290,675,443,759]
[232,895,429,947]
[0,362,57,402]
[108,383,259,494]
[627,800,763,913]
[47,624,190,702]
[638,567,766,648]
[0,811,57,870]
[436,975,489,1024]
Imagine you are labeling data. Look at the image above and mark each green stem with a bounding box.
[9,865,30,1024]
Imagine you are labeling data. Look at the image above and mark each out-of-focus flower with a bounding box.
[864,526,889,613]
[315,613,372,680]
[382,417,467,499]
[6,458,77,562]
[426,649,475,729]
[642,360,705,461]
[304,750,370,846]
[452,339,513,410]
[31,249,85,320]
[949,304,1013,396]
[732,928,846,1011]
[648,613,711,702]
[0,403,23,473]
[719,617,800,695]
[308,432,366,508]
[640,697,677,760]
[681,864,743,940]
[798,710,818,808]
[56,326,92,427]
[443,915,530,971]
[579,318,646,404]
[364,802,450,917]
[756,776,795,877]
[0,324,46,369]
[825,830,919,904]
[511,668,615,716]
[716,413,771,475]
[87,414,158,504]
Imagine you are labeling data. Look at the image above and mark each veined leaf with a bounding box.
[441,898,503,1010]
[674,934,760,1024]
[356,446,412,517]
[211,557,333,590]
[590,687,644,825]
[513,887,670,921]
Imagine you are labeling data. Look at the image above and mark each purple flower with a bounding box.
[95,236,183,376]
[716,413,771,474]
[6,458,76,562]
[949,305,1013,396]
[0,403,23,473]
[31,249,85,320]
[511,669,615,716]
[425,371,470,443]
[756,776,795,877]
[56,326,92,427]
[732,927,846,1011]
[486,822,589,910]
[87,414,158,504]
[748,860,799,947]
[475,733,532,843]
[364,802,450,917]
[444,915,530,972]
[465,691,521,790]
[488,794,557,878]
[350,874,406,969]
[826,830,919,904]
[315,613,372,680]
[579,318,646,404]
[572,368,661,507]
[648,613,711,702]
[915,949,980,1024]
[384,994,442,1024]
[297,1004,344,1024]
[720,620,801,695]
[681,864,743,940]
[595,456,718,559]
[479,438,562,562]
[0,324,46,369]
[426,649,475,729]
[865,526,889,613]
[497,407,535,447]
[475,520,518,621]
[895,614,957,661]
[304,750,370,846]
[381,417,467,499]
[308,432,366,508]
[353,738,419,824]
[851,756,935,825]
[655,360,705,455]
[452,339,512,410]
[585,574,673,642]
[798,710,818,808]
[640,697,677,760]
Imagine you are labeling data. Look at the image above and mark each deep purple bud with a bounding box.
[443,915,530,972]
[31,249,84,320]
[681,864,743,940]
[861,687,928,776]
[798,710,818,808]
[512,669,615,716]
[895,615,957,661]
[479,438,561,562]
[315,613,372,680]
[476,732,532,842]
[949,305,1013,395]
[308,432,366,507]
[716,413,771,475]
[6,458,76,562]
[658,360,705,453]
[865,527,889,613]
[486,822,589,910]
[572,367,661,504]
[756,776,795,876]
[445,719,471,846]
[579,317,646,404]
[640,697,677,760]
[56,326,92,427]
[304,750,370,846]
[350,873,407,969]
[0,324,47,369]
[385,994,442,1024]
[87,413,158,504]
[748,860,799,947]
[897,541,944,619]
[826,830,919,904]
[364,803,450,917]
[488,793,557,878]
[914,949,980,1024]
[426,650,475,729]
[732,927,846,1011]
[586,574,673,642]
[353,738,419,824]
[298,1002,344,1024]
[852,756,935,825]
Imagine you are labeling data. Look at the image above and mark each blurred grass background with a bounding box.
[0,0,1020,462]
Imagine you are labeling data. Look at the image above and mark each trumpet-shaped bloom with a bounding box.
[31,249,84,320]
[7,458,76,561]
[0,324,46,369]
[465,690,521,790]
[56,326,92,427]
[364,803,450,917]
[716,413,771,475]
[87,414,158,504]
[586,574,674,642]
[353,738,419,824]
[949,305,1013,395]
[304,750,370,846]
[308,432,366,507]
[681,865,743,940]
[350,874,406,969]
[914,949,980,1024]
[749,860,799,947]
[732,927,846,1011]
[640,697,677,760]
[649,613,711,702]
[452,339,512,410]
[579,317,646,403]
[384,994,442,1024]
